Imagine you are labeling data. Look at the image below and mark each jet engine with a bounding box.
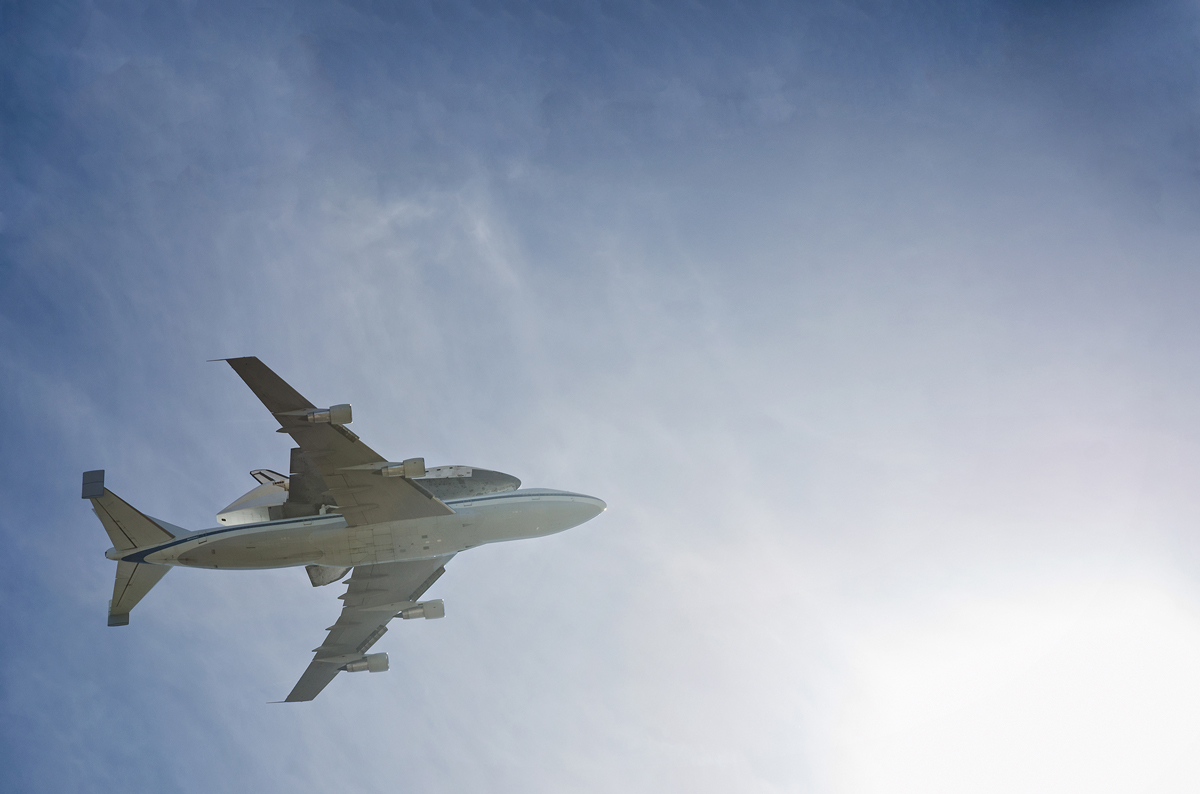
[304,404,352,425]
[274,404,352,425]
[399,600,445,620]
[380,458,426,478]
[343,652,389,673]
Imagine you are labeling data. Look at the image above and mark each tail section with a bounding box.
[83,471,175,626]
[108,561,170,626]
[84,470,176,550]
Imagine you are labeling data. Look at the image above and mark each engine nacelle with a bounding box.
[380,458,426,479]
[343,652,389,673]
[304,403,352,425]
[399,599,445,620]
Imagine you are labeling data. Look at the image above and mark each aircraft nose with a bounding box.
[578,495,607,519]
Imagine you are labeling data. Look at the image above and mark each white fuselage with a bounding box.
[109,489,606,569]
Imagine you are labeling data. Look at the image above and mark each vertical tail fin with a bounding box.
[83,471,175,626]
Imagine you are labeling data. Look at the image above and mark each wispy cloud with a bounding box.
[3,1,1200,791]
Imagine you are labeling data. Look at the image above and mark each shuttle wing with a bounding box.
[284,555,454,702]
[222,357,453,526]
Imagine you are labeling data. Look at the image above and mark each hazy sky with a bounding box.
[4,1,1200,791]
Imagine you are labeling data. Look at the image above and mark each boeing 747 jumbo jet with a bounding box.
[83,357,606,701]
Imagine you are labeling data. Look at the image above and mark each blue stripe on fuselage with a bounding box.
[117,490,544,563]
[119,514,345,563]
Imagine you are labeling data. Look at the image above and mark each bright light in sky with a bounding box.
[835,578,1200,794]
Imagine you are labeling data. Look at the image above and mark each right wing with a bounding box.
[285,556,453,702]
[222,357,453,526]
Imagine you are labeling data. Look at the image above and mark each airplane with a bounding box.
[83,357,606,701]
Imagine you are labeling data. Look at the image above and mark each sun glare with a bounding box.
[834,580,1200,794]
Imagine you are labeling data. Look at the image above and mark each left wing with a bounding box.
[223,357,454,526]
[284,555,454,702]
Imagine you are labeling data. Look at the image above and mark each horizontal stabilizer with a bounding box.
[109,561,170,626]
[84,474,176,551]
[147,516,192,537]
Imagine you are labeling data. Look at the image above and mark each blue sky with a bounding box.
[4,1,1200,791]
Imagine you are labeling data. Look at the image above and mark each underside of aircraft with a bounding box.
[84,357,605,701]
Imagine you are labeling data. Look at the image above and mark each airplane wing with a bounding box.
[285,555,454,702]
[223,357,453,526]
